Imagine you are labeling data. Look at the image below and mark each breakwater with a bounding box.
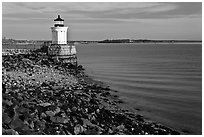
[2,52,180,135]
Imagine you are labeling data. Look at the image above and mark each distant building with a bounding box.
[48,15,77,64]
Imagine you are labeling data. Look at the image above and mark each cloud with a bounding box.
[64,2,201,20]
[3,2,202,21]
[2,2,202,40]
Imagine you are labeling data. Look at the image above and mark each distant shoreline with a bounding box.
[75,42,202,45]
[2,37,201,46]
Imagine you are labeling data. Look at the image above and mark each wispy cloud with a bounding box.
[3,2,201,21]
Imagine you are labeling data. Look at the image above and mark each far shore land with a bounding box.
[2,37,202,46]
[2,50,180,135]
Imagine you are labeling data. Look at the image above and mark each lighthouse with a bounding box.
[48,15,77,64]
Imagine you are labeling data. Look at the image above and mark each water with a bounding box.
[76,43,202,134]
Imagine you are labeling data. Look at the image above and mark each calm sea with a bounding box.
[76,43,202,134]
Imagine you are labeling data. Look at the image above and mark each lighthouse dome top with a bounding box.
[53,15,65,27]
[54,15,64,21]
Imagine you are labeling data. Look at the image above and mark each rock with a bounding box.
[3,99,13,106]
[2,113,12,124]
[38,102,51,107]
[108,128,114,134]
[84,125,102,135]
[117,124,125,130]
[96,109,100,114]
[74,124,84,135]
[46,111,55,117]
[10,117,27,130]
[2,128,19,135]
[50,116,69,124]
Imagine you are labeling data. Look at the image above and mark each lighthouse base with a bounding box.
[51,54,77,65]
[48,44,77,65]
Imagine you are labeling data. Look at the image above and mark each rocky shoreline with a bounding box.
[2,52,180,135]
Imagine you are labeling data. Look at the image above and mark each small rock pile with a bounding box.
[2,53,180,135]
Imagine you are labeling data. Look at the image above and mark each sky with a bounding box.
[2,2,202,41]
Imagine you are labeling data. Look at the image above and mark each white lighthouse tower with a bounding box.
[51,15,68,44]
[48,15,77,64]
